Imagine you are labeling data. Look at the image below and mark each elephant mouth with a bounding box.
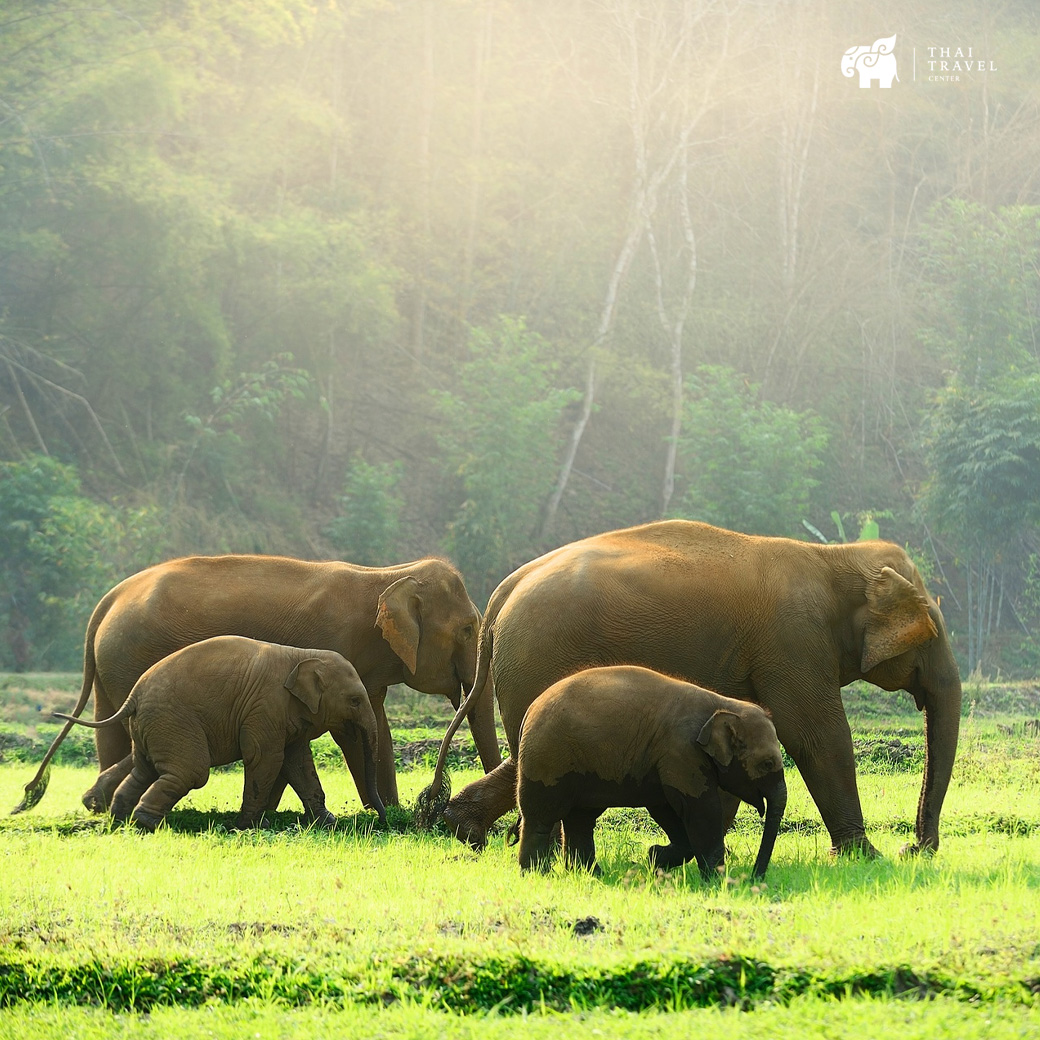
[412,672,464,698]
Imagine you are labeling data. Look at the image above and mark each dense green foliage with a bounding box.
[675,365,828,536]
[433,317,582,596]
[0,457,159,669]
[2,1,1040,672]
[324,455,404,566]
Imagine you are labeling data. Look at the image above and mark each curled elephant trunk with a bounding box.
[752,776,787,879]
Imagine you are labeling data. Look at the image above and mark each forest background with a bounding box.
[1,0,1039,678]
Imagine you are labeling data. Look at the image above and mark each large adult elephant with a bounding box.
[420,521,962,857]
[16,554,499,814]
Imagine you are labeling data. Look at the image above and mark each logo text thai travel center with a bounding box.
[842,34,997,88]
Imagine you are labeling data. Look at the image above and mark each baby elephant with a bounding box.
[516,665,787,879]
[55,635,386,832]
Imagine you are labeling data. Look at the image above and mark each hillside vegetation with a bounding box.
[1,1,1039,676]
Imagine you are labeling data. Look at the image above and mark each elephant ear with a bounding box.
[697,710,741,768]
[861,566,938,674]
[376,576,421,675]
[284,658,325,714]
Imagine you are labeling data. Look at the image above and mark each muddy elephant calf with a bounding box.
[55,635,386,832]
[516,666,787,879]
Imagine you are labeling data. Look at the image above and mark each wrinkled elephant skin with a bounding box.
[16,554,496,816]
[53,635,387,831]
[516,666,787,879]
[423,521,961,858]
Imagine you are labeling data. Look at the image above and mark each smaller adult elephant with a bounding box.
[54,636,386,832]
[516,666,787,879]
[16,552,493,817]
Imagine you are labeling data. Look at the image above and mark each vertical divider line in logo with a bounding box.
[913,47,916,81]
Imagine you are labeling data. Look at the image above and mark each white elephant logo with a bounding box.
[842,34,899,89]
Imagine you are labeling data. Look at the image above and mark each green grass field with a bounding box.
[0,675,1038,1038]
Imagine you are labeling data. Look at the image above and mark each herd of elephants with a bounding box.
[14,519,962,880]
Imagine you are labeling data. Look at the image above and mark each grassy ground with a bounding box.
[0,674,1038,1037]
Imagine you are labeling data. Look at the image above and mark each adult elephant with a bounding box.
[419,521,961,857]
[16,554,498,814]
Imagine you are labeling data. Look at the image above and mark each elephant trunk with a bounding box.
[359,727,386,826]
[414,623,495,827]
[752,776,787,879]
[913,658,962,854]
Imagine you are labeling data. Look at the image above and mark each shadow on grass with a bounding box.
[0,804,406,839]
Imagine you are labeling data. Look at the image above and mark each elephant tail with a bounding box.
[12,611,104,814]
[413,622,495,828]
[51,703,132,730]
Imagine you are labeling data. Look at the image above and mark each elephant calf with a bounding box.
[515,665,787,879]
[54,635,386,832]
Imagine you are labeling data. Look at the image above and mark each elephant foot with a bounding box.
[309,810,338,830]
[109,800,134,824]
[519,850,555,873]
[830,835,881,859]
[648,843,690,870]
[130,808,163,832]
[82,787,110,814]
[898,839,937,858]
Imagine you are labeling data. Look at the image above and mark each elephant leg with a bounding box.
[465,683,504,774]
[264,774,289,812]
[82,753,134,813]
[663,785,726,881]
[720,790,740,833]
[237,738,286,829]
[342,687,397,809]
[646,802,694,870]
[281,741,335,828]
[772,695,877,856]
[517,813,558,872]
[561,808,601,874]
[443,757,518,850]
[110,758,158,823]
[371,690,399,807]
[132,736,211,830]
[133,770,199,832]
[92,678,131,771]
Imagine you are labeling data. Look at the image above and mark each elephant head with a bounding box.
[284,655,386,825]
[697,708,787,879]
[376,569,480,700]
[849,555,962,853]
